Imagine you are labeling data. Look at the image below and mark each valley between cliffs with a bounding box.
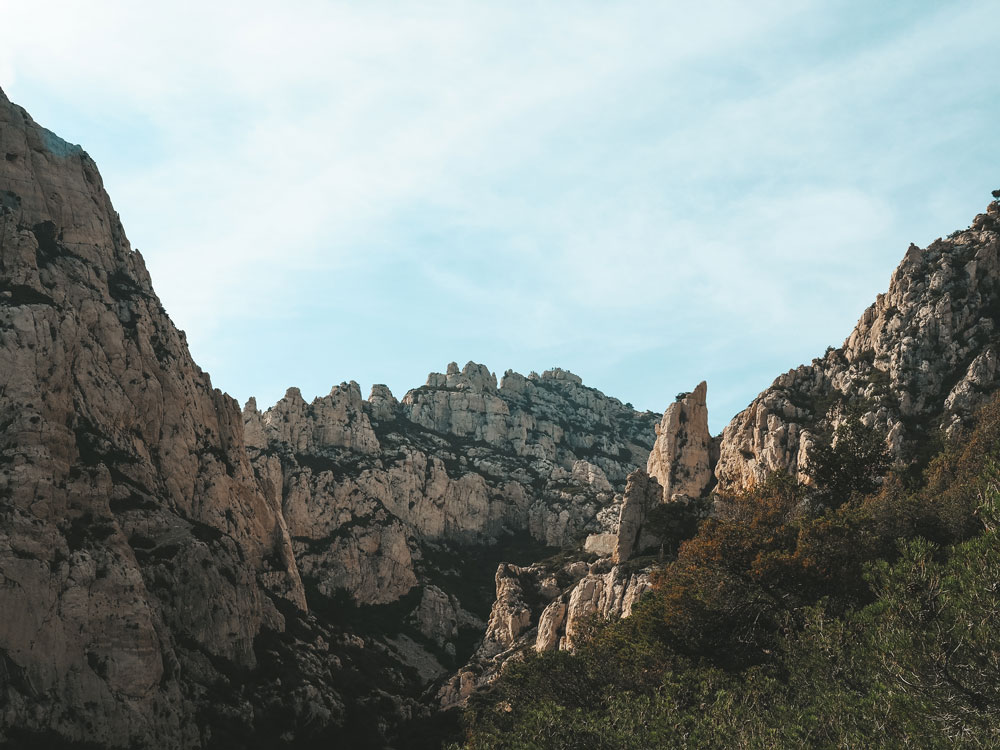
[2,87,999,748]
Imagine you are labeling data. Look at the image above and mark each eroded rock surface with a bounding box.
[244,361,659,606]
[9,80,1000,747]
[0,89,429,749]
[613,469,662,564]
[716,204,1000,492]
[439,559,652,707]
[647,381,713,500]
[436,200,1000,717]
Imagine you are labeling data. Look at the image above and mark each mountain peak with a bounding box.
[716,192,1000,491]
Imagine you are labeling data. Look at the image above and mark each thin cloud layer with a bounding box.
[4,1,999,430]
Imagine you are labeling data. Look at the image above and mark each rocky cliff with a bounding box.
[0,88,449,749]
[646,381,714,501]
[238,359,662,712]
[244,363,657,608]
[0,86,310,746]
[436,201,1000,712]
[715,199,1000,492]
[437,460,668,707]
[439,556,652,707]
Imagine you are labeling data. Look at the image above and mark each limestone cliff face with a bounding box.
[11,77,999,745]
[440,470,665,708]
[437,199,1000,714]
[0,88,659,746]
[0,87,321,747]
[411,585,484,655]
[244,361,659,605]
[716,202,1000,492]
[0,90,430,749]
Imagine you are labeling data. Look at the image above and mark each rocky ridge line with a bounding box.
[715,199,1000,491]
[242,361,659,607]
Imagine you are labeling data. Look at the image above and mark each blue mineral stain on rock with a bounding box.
[40,126,83,158]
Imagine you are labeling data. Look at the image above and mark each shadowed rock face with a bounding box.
[0,89,384,749]
[612,469,662,564]
[715,203,1000,492]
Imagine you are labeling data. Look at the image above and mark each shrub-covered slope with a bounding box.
[457,356,1000,750]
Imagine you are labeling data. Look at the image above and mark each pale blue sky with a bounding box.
[4,1,999,432]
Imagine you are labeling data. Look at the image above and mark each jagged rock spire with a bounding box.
[646,381,713,501]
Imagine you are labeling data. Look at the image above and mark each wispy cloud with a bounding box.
[4,1,998,431]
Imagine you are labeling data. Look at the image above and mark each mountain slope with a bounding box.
[0,85,320,746]
[4,84,999,749]
[716,201,1000,490]
[457,375,1000,750]
[0,89,444,749]
[442,193,1000,730]
[454,194,1000,749]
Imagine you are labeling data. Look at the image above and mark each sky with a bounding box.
[2,1,999,432]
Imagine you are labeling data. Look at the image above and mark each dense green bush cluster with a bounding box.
[454,396,1000,748]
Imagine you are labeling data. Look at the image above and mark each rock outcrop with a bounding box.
[479,565,535,658]
[646,381,714,500]
[612,469,662,564]
[559,564,651,650]
[0,86,324,747]
[440,558,652,707]
[715,202,1000,492]
[411,585,484,655]
[244,361,659,606]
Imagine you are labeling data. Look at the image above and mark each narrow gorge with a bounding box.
[2,86,999,748]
